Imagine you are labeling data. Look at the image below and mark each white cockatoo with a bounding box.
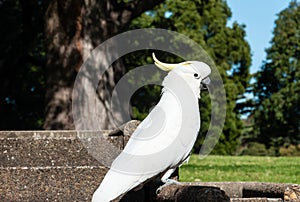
[92,53,211,202]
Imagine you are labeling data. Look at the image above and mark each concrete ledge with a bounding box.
[184,182,292,198]
[155,182,300,202]
[0,131,117,167]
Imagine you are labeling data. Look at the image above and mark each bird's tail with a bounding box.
[92,170,143,202]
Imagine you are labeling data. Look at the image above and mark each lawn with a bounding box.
[179,155,300,184]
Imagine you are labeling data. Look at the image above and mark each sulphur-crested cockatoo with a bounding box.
[92,53,211,202]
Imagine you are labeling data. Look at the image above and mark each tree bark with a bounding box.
[43,0,164,129]
[44,0,83,129]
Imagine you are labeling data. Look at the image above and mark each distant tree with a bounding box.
[127,0,252,154]
[253,1,300,148]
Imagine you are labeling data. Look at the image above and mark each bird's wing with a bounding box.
[93,99,179,201]
[111,98,182,174]
[112,89,200,175]
[93,91,200,201]
[92,168,146,201]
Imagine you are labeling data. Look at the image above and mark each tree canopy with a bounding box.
[127,0,251,154]
[253,1,300,149]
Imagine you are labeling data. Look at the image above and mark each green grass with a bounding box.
[179,155,300,184]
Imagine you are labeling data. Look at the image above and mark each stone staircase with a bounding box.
[0,131,110,201]
[1,130,299,201]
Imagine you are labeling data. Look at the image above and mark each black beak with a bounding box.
[200,77,210,91]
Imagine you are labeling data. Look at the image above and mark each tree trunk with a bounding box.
[43,0,165,130]
[44,0,83,129]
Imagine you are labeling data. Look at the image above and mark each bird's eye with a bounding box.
[194,73,200,79]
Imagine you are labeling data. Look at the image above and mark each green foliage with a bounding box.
[129,0,251,154]
[253,1,300,148]
[124,51,174,120]
[131,85,162,120]
[180,155,300,183]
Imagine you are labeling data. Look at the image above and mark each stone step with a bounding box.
[0,131,123,167]
[0,166,106,201]
[0,131,118,201]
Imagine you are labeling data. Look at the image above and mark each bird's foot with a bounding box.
[156,179,181,194]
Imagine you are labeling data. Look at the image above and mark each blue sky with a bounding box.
[226,0,291,74]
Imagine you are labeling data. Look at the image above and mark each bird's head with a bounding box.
[153,53,211,98]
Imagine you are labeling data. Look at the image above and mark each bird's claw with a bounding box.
[156,179,181,194]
